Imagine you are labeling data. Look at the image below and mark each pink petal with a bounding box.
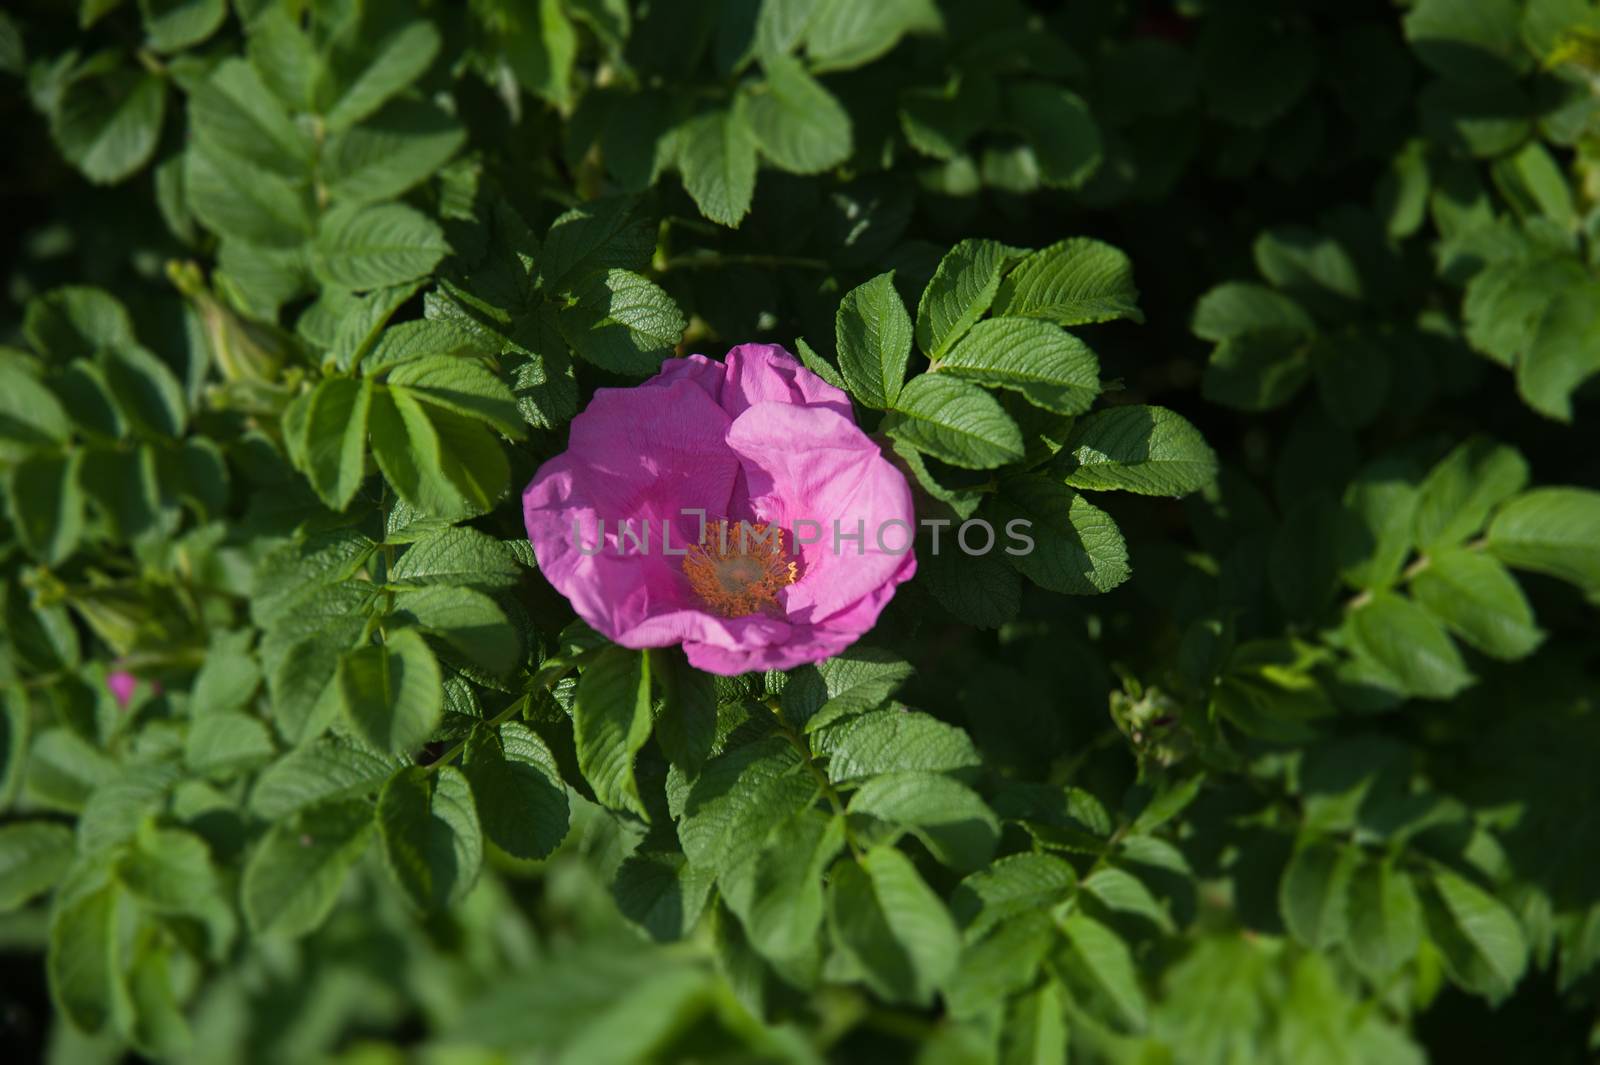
[107,670,138,709]
[646,354,725,405]
[726,401,917,624]
[720,343,853,421]
[524,377,740,642]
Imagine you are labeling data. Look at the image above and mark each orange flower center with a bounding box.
[681,520,798,617]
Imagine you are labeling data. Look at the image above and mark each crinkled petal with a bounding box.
[524,378,739,641]
[645,354,725,405]
[721,343,853,421]
[617,608,790,653]
[726,401,917,624]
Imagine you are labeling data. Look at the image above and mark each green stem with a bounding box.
[425,693,528,772]
[656,252,831,273]
[1345,535,1490,612]
[425,660,577,771]
[768,698,864,859]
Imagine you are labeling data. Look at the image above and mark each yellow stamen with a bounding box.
[681,520,798,617]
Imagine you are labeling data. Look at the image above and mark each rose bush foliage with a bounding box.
[2,0,1600,1062]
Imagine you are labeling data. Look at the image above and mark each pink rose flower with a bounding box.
[107,669,139,710]
[523,344,917,675]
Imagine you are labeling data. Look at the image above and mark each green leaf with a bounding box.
[813,707,980,783]
[377,765,483,910]
[322,98,466,206]
[1202,333,1312,412]
[336,628,444,756]
[368,387,474,516]
[314,202,449,290]
[804,0,941,72]
[1055,912,1147,1031]
[789,647,914,733]
[1462,254,1583,368]
[24,286,135,362]
[677,737,817,876]
[1253,226,1363,314]
[945,912,1056,1019]
[951,854,1077,938]
[52,62,166,184]
[1006,82,1101,189]
[1494,141,1575,228]
[325,20,442,132]
[720,809,844,962]
[243,799,373,937]
[921,547,1021,629]
[7,452,85,565]
[387,355,524,439]
[651,648,718,776]
[1486,487,1600,598]
[886,374,1024,469]
[0,822,75,912]
[100,343,187,438]
[1345,859,1422,982]
[559,269,686,375]
[420,405,511,516]
[1082,867,1174,932]
[1061,405,1216,497]
[1403,0,1531,82]
[0,688,25,809]
[1001,980,1069,1065]
[899,73,997,160]
[1413,436,1529,550]
[828,846,960,1006]
[139,0,226,52]
[301,378,372,509]
[573,647,654,817]
[1424,865,1528,1002]
[48,883,121,1033]
[185,144,313,247]
[124,936,189,1059]
[462,722,569,860]
[916,238,1022,360]
[79,765,181,857]
[503,0,578,108]
[0,366,70,458]
[990,476,1131,595]
[1519,280,1600,422]
[538,196,655,293]
[795,335,848,390]
[613,851,716,943]
[1346,592,1474,700]
[1193,282,1315,342]
[186,57,310,178]
[848,771,999,871]
[1279,835,1355,950]
[1412,550,1543,661]
[187,633,259,718]
[835,271,913,408]
[389,527,522,590]
[937,318,1100,416]
[25,729,115,813]
[114,823,219,915]
[677,107,758,228]
[249,738,398,820]
[185,711,275,776]
[741,54,851,173]
[1337,459,1420,592]
[993,237,1143,327]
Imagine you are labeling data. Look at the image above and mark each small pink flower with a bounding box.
[107,670,139,710]
[523,344,917,675]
